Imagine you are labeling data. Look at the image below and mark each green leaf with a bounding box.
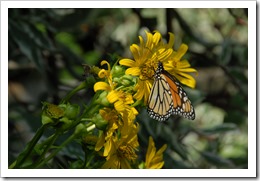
[9,19,45,72]
[219,39,232,65]
[200,123,237,134]
[164,152,192,169]
[229,68,248,84]
[21,22,54,50]
[200,151,235,168]
[70,160,84,169]
[161,125,188,160]
[224,111,247,125]
[55,32,82,55]
[41,114,54,125]
[12,125,46,168]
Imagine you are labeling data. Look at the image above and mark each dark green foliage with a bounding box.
[8,8,248,169]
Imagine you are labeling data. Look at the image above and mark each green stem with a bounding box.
[34,133,56,150]
[10,124,49,168]
[69,103,101,130]
[60,81,88,104]
[60,76,96,104]
[25,131,60,168]
[22,104,98,169]
[12,81,100,168]
[34,119,97,169]
[82,149,88,169]
[35,133,77,168]
[32,102,100,168]
[84,152,95,169]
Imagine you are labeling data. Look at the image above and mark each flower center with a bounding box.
[140,64,156,80]
[118,144,137,161]
[117,90,126,100]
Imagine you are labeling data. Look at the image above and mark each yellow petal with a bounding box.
[100,60,111,71]
[103,140,112,157]
[143,80,152,104]
[167,32,175,48]
[156,48,173,61]
[131,107,139,115]
[174,72,196,88]
[156,144,167,155]
[127,108,138,121]
[133,85,144,101]
[110,122,119,130]
[130,44,141,60]
[95,134,105,151]
[150,162,164,169]
[175,44,188,60]
[94,82,110,92]
[98,69,108,78]
[114,100,125,112]
[152,31,161,45]
[125,67,141,76]
[119,58,136,67]
[145,31,153,48]
[146,137,156,164]
[147,137,154,156]
[177,68,198,73]
[164,60,197,73]
[124,94,134,104]
[138,35,144,48]
[175,59,191,68]
[107,90,119,103]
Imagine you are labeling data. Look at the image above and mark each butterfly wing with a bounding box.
[147,73,174,121]
[163,72,195,120]
[147,62,195,121]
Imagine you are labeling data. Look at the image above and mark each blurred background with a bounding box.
[8,8,248,169]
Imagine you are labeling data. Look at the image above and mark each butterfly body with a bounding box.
[147,62,195,121]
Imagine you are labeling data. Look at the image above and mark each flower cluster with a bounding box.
[93,60,139,168]
[119,31,197,103]
[11,30,197,169]
[91,30,196,168]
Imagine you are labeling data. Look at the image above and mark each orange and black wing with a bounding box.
[147,62,195,121]
[163,71,195,120]
[147,72,174,121]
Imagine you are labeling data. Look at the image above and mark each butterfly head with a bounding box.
[154,62,164,75]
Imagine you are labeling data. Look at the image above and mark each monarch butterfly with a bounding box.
[147,62,195,121]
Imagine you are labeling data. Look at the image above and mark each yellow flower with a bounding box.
[164,44,197,88]
[95,107,138,158]
[94,61,138,119]
[102,122,139,169]
[93,60,140,163]
[107,90,138,117]
[145,136,167,169]
[94,60,114,92]
[119,31,197,103]
[119,31,173,103]
[95,108,120,155]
